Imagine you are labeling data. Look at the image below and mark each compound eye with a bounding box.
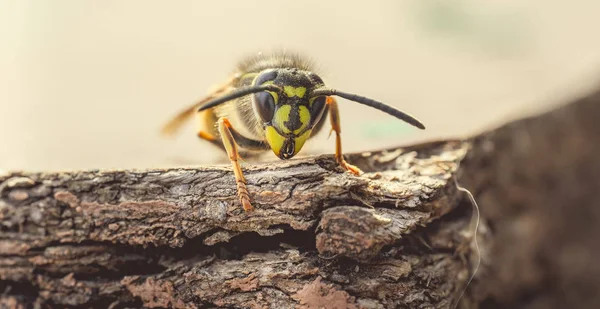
[310,96,327,125]
[255,92,276,123]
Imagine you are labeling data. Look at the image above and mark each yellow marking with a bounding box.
[294,129,312,155]
[273,105,291,134]
[294,105,310,134]
[283,86,307,98]
[265,126,285,156]
[295,87,306,98]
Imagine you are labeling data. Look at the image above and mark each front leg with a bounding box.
[217,117,253,211]
[327,97,362,176]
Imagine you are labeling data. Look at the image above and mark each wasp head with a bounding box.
[252,68,328,159]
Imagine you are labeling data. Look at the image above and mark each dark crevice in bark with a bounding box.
[1,280,39,304]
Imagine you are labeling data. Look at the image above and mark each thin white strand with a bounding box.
[452,176,481,309]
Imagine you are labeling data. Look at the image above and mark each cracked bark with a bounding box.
[2,85,600,309]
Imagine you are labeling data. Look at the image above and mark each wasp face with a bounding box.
[252,68,328,159]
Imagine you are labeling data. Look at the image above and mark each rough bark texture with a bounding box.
[1,85,599,309]
[457,87,600,309]
[1,139,473,308]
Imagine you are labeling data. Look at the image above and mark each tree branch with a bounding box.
[1,138,472,308]
[2,85,600,309]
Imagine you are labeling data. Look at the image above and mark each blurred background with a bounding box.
[2,0,600,172]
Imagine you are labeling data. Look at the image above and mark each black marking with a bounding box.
[284,105,302,132]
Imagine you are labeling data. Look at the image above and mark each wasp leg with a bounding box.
[217,117,254,211]
[327,97,362,176]
[199,108,270,154]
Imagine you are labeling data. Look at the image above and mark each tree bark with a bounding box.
[457,86,600,309]
[1,86,599,309]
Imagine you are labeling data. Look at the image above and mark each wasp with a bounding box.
[161,52,425,212]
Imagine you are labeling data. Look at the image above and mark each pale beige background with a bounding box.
[2,0,600,172]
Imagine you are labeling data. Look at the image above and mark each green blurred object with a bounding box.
[413,0,531,56]
[420,0,471,34]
